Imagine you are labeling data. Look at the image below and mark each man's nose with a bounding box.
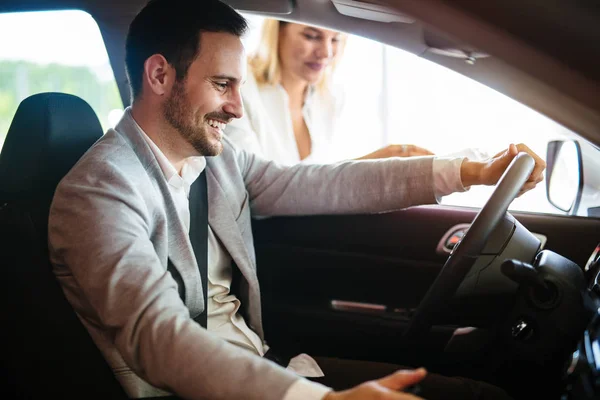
[223,88,243,119]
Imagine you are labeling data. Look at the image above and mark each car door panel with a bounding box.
[253,205,600,364]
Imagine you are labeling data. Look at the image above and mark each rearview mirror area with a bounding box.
[545,140,583,214]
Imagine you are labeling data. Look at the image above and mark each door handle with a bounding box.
[330,300,386,313]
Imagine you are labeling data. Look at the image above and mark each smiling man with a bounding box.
[48,0,544,399]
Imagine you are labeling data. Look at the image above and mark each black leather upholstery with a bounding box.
[0,93,129,399]
[0,92,103,204]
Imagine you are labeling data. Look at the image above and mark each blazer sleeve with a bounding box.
[228,138,439,217]
[48,159,299,400]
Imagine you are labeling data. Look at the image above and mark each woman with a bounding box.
[225,19,434,165]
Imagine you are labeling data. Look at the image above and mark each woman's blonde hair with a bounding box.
[249,19,346,93]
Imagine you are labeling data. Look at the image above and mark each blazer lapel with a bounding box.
[205,167,258,291]
[114,111,203,315]
[164,207,203,315]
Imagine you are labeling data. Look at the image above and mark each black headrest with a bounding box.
[0,92,103,203]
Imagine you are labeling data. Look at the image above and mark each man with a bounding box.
[48,0,545,399]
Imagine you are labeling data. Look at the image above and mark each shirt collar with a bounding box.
[126,108,206,194]
[275,83,316,109]
[303,85,316,108]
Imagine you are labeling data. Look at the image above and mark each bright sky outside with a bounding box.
[0,10,115,81]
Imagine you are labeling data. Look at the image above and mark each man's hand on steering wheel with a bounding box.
[459,143,546,197]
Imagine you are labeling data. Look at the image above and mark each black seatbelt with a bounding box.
[186,171,291,366]
[188,170,209,328]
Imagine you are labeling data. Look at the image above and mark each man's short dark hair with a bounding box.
[125,0,248,101]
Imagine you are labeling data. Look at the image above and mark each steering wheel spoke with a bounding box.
[404,153,536,342]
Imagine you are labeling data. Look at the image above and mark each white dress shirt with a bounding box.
[226,72,342,166]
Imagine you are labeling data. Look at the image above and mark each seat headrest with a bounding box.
[0,93,103,203]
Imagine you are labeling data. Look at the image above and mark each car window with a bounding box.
[335,34,600,217]
[379,43,589,216]
[243,16,598,217]
[0,10,123,151]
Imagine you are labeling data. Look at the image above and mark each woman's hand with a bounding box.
[356,144,435,160]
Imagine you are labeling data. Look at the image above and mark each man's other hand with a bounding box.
[460,143,546,197]
[323,368,427,400]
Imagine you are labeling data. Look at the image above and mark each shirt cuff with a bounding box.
[432,157,469,201]
[282,378,332,400]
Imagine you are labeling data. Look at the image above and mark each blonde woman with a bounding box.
[225,19,434,165]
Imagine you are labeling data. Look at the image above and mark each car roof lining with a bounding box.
[2,0,599,146]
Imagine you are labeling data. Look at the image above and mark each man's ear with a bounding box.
[143,54,174,96]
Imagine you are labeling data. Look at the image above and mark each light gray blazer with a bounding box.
[48,110,436,399]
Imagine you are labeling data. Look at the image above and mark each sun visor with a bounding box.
[332,0,415,23]
[424,29,490,64]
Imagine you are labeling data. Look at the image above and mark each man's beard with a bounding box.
[163,79,222,156]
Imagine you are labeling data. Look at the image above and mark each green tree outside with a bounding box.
[0,60,123,150]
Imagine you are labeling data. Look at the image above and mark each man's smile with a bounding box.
[207,118,227,137]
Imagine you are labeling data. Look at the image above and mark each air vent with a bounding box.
[332,0,415,23]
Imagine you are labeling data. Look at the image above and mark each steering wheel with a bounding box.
[403,152,535,342]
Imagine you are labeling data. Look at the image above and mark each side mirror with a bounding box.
[545,140,583,214]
